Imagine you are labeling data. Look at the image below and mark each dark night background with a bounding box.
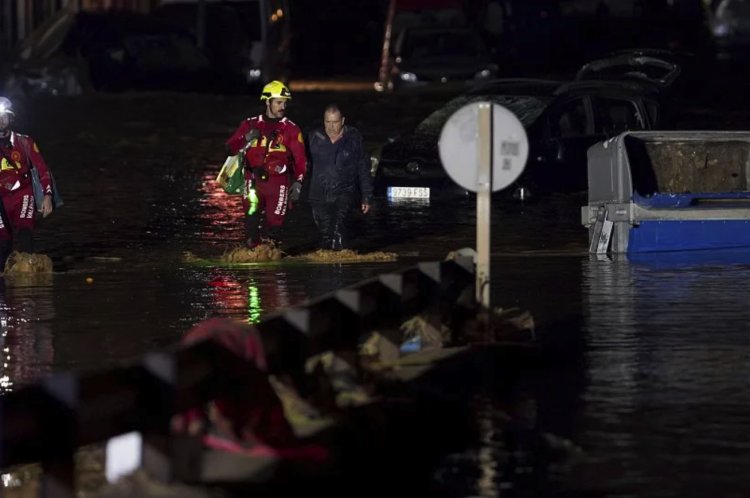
[6,1,750,498]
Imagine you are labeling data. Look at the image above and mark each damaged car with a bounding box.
[2,7,220,96]
[575,50,682,90]
[375,78,668,200]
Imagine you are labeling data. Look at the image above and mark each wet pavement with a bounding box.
[4,79,750,497]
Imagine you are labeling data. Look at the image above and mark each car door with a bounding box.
[591,96,649,137]
[532,96,595,192]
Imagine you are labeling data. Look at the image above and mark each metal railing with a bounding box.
[0,257,475,498]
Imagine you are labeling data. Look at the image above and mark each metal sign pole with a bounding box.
[439,102,527,309]
[476,103,492,308]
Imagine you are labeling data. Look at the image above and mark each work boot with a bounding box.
[331,227,344,251]
[0,239,11,271]
[331,237,343,251]
[16,229,33,254]
[320,234,334,250]
[244,214,261,246]
[265,227,283,248]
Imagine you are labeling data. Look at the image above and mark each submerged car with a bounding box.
[2,7,220,95]
[380,25,498,91]
[375,78,667,199]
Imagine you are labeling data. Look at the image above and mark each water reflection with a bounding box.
[206,269,292,324]
[579,255,750,496]
[195,171,244,249]
[433,390,579,498]
[0,275,55,394]
[201,263,354,324]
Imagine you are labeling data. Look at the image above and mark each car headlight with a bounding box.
[246,68,262,82]
[400,72,418,83]
[474,65,498,80]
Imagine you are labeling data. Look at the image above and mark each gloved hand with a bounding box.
[245,129,260,142]
[289,181,302,202]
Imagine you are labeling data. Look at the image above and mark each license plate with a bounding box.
[387,186,430,199]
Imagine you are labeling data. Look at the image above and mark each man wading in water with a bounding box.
[0,97,58,269]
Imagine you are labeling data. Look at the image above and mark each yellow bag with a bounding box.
[216,154,244,195]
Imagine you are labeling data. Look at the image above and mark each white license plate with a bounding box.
[387,186,430,199]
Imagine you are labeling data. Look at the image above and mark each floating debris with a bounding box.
[182,251,203,263]
[184,248,397,265]
[292,249,397,263]
[400,315,450,350]
[220,244,283,263]
[4,252,53,274]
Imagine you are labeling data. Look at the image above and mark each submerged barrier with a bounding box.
[0,256,475,498]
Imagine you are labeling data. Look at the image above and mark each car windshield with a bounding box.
[415,94,551,136]
[401,29,485,59]
[157,2,261,42]
[122,33,210,71]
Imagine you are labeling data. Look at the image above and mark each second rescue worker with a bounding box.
[226,81,307,248]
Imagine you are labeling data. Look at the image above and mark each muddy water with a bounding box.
[3,90,750,497]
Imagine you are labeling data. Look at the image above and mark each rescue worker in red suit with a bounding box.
[0,97,54,268]
[225,81,307,248]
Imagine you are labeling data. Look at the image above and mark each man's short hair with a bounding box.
[324,104,343,116]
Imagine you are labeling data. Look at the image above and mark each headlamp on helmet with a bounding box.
[0,97,14,117]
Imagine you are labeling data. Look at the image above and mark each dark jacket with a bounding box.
[306,126,373,204]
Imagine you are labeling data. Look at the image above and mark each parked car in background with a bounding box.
[374,78,668,200]
[379,25,498,91]
[153,0,291,92]
[2,7,222,96]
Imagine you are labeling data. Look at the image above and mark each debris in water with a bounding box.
[220,243,283,263]
[4,252,53,274]
[182,251,202,263]
[292,249,397,263]
[183,248,397,265]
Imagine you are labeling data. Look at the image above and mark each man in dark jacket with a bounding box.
[306,105,373,250]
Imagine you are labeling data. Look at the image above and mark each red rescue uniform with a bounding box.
[226,115,307,241]
[0,132,52,240]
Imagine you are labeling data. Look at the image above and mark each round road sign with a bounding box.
[438,102,528,192]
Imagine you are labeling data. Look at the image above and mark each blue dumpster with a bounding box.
[582,131,750,254]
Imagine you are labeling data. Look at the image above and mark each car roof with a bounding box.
[555,79,662,98]
[576,54,681,88]
[401,25,476,34]
[607,47,694,60]
[466,78,564,96]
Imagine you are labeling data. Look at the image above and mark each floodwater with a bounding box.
[3,86,750,497]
